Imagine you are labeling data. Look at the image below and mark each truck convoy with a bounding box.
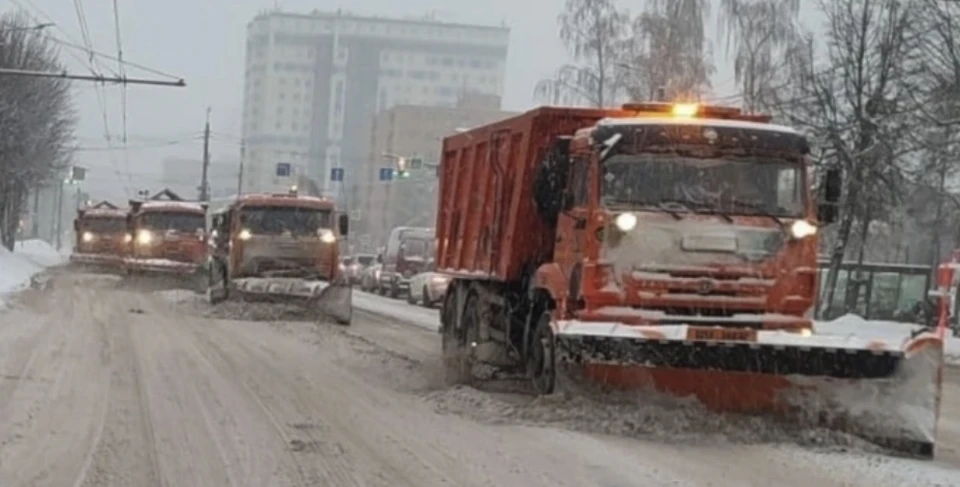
[434,102,946,457]
[205,191,352,325]
[69,201,128,270]
[123,189,208,289]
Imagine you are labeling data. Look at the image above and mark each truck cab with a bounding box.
[124,189,208,276]
[534,102,842,330]
[69,201,128,268]
[207,193,350,286]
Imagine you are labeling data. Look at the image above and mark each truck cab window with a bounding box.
[569,157,588,207]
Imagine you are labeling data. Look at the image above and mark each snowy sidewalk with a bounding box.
[0,239,67,307]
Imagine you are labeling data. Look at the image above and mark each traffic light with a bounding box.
[396,169,411,179]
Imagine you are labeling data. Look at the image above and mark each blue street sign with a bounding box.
[276,162,291,177]
[330,167,344,182]
[379,167,394,181]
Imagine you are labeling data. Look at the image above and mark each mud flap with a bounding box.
[311,279,353,326]
[553,324,945,458]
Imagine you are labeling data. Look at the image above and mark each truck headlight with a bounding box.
[123,233,133,243]
[82,231,94,242]
[790,220,817,239]
[615,212,637,231]
[136,229,153,245]
[318,229,336,244]
[238,229,252,240]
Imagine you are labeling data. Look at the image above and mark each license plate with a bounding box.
[685,327,757,342]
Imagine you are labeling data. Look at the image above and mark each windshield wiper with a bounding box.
[728,200,784,228]
[658,199,736,223]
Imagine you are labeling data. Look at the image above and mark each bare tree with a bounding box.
[777,0,918,316]
[620,0,714,102]
[535,0,629,107]
[0,10,76,250]
[717,0,801,112]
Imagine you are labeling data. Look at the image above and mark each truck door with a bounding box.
[555,155,590,307]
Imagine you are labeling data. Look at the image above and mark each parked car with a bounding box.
[360,263,383,292]
[406,260,449,307]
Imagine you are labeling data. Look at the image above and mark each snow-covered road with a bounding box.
[0,269,958,486]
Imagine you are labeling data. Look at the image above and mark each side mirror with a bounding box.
[817,167,842,225]
[125,214,133,228]
[338,213,349,236]
[73,220,79,232]
[376,254,383,264]
[817,202,838,225]
[823,167,842,203]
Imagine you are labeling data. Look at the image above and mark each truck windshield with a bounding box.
[241,206,331,235]
[400,239,431,259]
[601,154,805,217]
[140,212,205,232]
[83,217,125,233]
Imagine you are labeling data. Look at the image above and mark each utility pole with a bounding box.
[236,139,245,196]
[200,107,211,201]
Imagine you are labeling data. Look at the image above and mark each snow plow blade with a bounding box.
[553,321,945,458]
[232,277,353,325]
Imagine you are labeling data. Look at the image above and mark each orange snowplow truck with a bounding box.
[436,103,945,457]
[69,200,128,269]
[123,189,208,284]
[205,192,353,325]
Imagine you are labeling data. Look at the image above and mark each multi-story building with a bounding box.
[240,9,511,200]
[359,96,517,250]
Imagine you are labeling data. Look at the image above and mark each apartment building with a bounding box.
[240,9,510,200]
[359,96,517,249]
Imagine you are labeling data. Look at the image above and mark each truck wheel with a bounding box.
[406,288,417,304]
[420,286,431,308]
[389,283,400,299]
[442,292,478,386]
[527,311,557,395]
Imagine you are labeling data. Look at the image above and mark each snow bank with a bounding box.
[0,239,66,308]
[816,314,960,366]
[354,291,440,331]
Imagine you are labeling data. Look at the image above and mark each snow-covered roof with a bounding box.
[82,209,126,218]
[597,116,800,135]
[139,201,205,212]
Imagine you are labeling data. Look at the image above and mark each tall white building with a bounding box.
[240,9,510,198]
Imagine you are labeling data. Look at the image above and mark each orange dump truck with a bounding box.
[123,189,208,283]
[205,192,352,325]
[69,201,128,268]
[435,103,945,457]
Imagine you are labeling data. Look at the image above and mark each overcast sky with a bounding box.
[17,0,824,203]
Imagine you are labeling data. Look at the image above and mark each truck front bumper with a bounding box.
[124,257,201,276]
[70,252,123,267]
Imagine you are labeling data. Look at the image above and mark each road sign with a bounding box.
[330,167,344,182]
[409,157,423,169]
[378,167,394,181]
[70,166,86,181]
[276,162,291,177]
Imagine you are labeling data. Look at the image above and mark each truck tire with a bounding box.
[442,291,478,386]
[527,310,557,395]
[420,285,431,308]
[406,288,417,304]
